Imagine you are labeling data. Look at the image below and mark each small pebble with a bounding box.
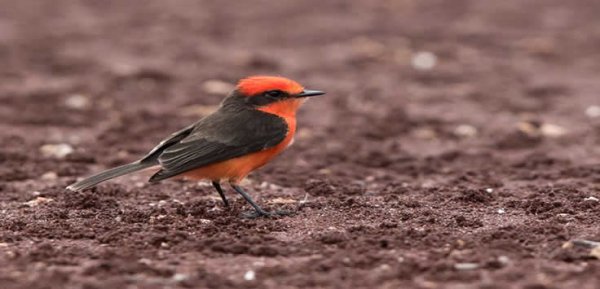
[498,256,510,265]
[485,188,494,193]
[454,263,479,271]
[411,51,437,71]
[591,247,600,259]
[172,273,188,282]
[585,105,600,118]
[64,94,90,109]
[196,181,213,187]
[497,208,506,214]
[40,144,74,159]
[518,121,541,137]
[540,123,566,137]
[584,196,599,202]
[41,172,58,181]
[454,124,478,138]
[24,197,54,207]
[243,270,256,281]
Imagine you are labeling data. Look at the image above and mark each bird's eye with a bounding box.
[265,90,284,98]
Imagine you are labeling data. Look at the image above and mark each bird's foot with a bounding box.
[240,209,294,219]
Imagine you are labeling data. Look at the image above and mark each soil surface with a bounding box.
[1,0,599,288]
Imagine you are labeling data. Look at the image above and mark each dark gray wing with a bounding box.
[149,109,288,182]
[140,124,196,163]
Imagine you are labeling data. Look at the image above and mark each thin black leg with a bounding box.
[230,183,294,218]
[212,181,229,207]
[230,184,271,217]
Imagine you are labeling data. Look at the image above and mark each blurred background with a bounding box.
[2,0,599,171]
[1,1,600,288]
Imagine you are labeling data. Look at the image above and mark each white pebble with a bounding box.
[584,196,599,202]
[64,94,90,109]
[411,51,437,71]
[497,208,506,214]
[243,270,256,281]
[485,188,494,193]
[498,256,510,265]
[454,263,479,271]
[172,273,188,282]
[540,123,566,137]
[41,171,58,180]
[585,105,600,118]
[40,144,74,159]
[454,124,478,138]
[24,197,54,207]
[196,181,213,187]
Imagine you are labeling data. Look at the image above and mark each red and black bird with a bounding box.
[67,76,325,217]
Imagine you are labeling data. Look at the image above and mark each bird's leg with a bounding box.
[212,181,229,207]
[230,184,272,218]
[229,184,294,218]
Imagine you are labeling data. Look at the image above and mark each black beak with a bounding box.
[296,89,325,98]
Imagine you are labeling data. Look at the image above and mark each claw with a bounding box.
[240,209,293,219]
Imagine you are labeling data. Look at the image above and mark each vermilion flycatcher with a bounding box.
[67,76,325,217]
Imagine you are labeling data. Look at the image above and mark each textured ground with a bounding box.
[1,0,599,288]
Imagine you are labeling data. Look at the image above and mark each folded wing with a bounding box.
[149,109,287,182]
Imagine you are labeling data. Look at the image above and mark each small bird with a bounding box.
[67,76,324,217]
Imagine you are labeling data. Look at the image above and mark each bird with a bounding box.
[66,76,324,218]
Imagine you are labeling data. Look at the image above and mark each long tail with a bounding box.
[66,161,156,192]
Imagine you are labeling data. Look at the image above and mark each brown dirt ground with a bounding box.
[1,0,600,288]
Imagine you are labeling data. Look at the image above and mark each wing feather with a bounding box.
[149,109,287,182]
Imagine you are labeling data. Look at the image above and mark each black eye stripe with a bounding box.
[240,90,289,107]
[265,90,285,98]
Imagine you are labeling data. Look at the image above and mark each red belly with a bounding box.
[182,104,297,183]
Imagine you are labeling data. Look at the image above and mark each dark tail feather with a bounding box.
[66,161,156,192]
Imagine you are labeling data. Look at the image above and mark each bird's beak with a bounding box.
[295,89,325,98]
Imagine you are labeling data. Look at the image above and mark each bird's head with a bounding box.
[222,76,325,116]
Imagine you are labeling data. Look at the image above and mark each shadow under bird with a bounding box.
[67,76,325,218]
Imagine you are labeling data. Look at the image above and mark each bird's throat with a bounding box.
[257,99,303,119]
